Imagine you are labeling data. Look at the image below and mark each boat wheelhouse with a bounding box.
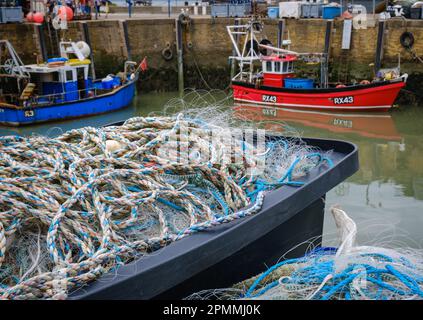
[261,54,296,88]
[0,40,139,126]
[227,18,407,112]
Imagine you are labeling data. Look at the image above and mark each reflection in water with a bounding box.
[233,103,423,247]
[233,104,403,142]
[1,92,422,247]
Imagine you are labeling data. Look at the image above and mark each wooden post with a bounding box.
[118,20,131,60]
[80,21,96,80]
[322,20,334,88]
[176,17,184,96]
[35,24,48,62]
[277,19,285,48]
[324,20,333,59]
[375,20,386,72]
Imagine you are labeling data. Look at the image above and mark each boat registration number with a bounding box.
[262,108,277,117]
[262,95,277,103]
[333,96,354,105]
[333,118,353,128]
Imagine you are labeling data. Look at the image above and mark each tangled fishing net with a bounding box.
[188,207,423,300]
[0,99,332,299]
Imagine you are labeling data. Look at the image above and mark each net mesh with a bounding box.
[187,207,423,300]
[0,91,332,299]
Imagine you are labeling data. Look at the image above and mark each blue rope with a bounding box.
[243,249,423,300]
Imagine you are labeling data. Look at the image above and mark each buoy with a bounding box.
[105,140,123,153]
[342,10,353,19]
[26,12,34,22]
[336,84,346,88]
[33,12,44,23]
[384,72,393,80]
[75,41,91,58]
[58,6,74,21]
[360,80,370,85]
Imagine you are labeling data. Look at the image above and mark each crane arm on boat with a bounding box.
[258,44,326,57]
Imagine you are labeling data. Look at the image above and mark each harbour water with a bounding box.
[1,91,422,249]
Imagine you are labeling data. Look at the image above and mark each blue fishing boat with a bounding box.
[0,40,140,126]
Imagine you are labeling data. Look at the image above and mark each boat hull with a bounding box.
[0,80,136,126]
[232,79,406,112]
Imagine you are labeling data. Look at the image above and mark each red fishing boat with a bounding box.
[227,19,407,112]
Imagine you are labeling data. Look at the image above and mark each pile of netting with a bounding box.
[0,111,332,299]
[188,207,423,300]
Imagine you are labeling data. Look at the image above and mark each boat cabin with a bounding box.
[20,60,91,104]
[262,54,296,87]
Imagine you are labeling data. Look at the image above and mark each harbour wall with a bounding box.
[1,18,423,102]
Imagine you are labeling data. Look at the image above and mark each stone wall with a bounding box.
[1,17,422,96]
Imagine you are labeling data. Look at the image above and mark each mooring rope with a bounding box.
[0,115,330,299]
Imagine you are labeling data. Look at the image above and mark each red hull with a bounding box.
[232,79,406,112]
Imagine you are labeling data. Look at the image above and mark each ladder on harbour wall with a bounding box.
[46,23,61,57]
[337,50,350,84]
[337,20,353,84]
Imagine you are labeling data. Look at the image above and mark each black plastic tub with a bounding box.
[70,134,358,300]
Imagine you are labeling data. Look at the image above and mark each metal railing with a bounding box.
[23,86,114,107]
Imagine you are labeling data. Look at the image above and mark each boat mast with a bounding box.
[227,3,262,83]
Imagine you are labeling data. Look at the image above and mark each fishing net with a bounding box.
[187,207,423,300]
[0,92,332,299]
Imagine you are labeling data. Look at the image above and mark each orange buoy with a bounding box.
[342,10,353,19]
[33,12,44,23]
[26,12,34,22]
[58,6,74,21]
